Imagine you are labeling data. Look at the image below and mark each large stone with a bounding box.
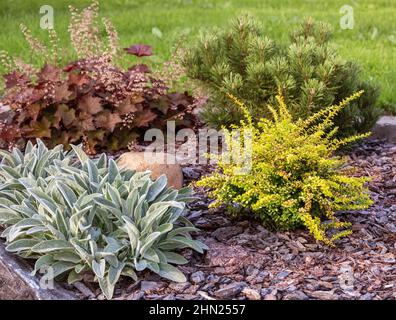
[372,116,396,143]
[117,152,184,189]
[0,241,77,300]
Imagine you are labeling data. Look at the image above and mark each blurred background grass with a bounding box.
[0,0,395,110]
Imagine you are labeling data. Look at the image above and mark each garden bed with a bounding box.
[0,1,394,301]
[1,137,395,300]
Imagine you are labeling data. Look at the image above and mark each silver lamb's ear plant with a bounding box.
[0,139,206,299]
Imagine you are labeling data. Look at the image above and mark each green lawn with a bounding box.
[0,0,395,110]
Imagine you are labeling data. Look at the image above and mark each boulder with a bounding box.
[117,152,184,189]
[372,116,396,143]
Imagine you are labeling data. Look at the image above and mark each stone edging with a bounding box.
[0,241,77,300]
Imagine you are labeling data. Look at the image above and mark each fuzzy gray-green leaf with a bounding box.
[32,240,73,253]
[158,263,187,282]
[92,259,106,279]
[6,239,40,252]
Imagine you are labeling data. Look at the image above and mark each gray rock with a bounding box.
[200,283,215,292]
[283,291,309,300]
[245,266,259,276]
[260,288,272,297]
[206,274,220,283]
[247,270,268,284]
[190,271,206,284]
[285,285,297,292]
[213,282,246,299]
[182,167,200,180]
[261,288,278,300]
[276,270,291,280]
[360,293,375,300]
[219,277,233,284]
[372,116,396,143]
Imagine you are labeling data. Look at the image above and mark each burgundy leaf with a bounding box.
[95,111,122,132]
[134,109,157,127]
[15,88,44,105]
[55,104,76,128]
[78,116,95,131]
[68,73,91,87]
[38,64,61,82]
[124,44,153,57]
[78,94,103,115]
[63,63,77,72]
[168,92,194,108]
[54,83,73,102]
[117,98,139,115]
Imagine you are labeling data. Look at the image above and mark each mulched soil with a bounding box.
[53,138,396,300]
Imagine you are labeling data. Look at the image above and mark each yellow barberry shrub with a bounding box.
[197,91,373,245]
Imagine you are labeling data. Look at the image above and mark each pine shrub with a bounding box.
[182,15,381,135]
[197,91,373,245]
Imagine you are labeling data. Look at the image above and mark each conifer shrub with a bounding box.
[0,140,206,299]
[182,15,381,135]
[197,91,373,245]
